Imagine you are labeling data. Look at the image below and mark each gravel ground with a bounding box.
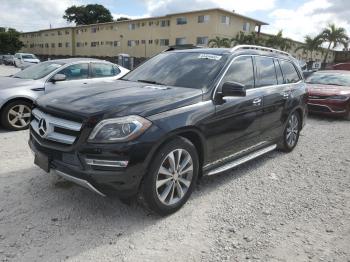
[0,64,350,261]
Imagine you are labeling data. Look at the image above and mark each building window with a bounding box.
[58,31,62,36]
[65,42,70,48]
[160,39,169,46]
[128,40,136,47]
[176,17,187,25]
[128,23,136,30]
[106,41,113,46]
[91,27,99,33]
[149,21,153,26]
[45,43,49,48]
[149,40,153,44]
[196,37,208,46]
[91,41,99,47]
[221,15,230,25]
[114,41,121,47]
[175,37,187,45]
[58,43,62,48]
[77,42,83,47]
[65,30,70,35]
[51,43,55,48]
[141,40,146,44]
[243,22,250,32]
[198,15,210,23]
[160,20,170,27]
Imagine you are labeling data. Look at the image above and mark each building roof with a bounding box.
[20,8,268,34]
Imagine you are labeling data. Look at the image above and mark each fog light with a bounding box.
[85,159,129,168]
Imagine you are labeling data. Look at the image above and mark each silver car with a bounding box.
[0,58,129,130]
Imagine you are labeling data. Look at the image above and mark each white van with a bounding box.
[14,53,40,68]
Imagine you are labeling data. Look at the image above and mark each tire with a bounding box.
[0,100,32,131]
[138,137,199,216]
[278,111,301,152]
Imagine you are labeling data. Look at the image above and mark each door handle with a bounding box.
[252,97,262,106]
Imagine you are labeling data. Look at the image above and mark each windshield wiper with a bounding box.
[137,79,165,85]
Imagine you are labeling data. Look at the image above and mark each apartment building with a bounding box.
[20,8,267,58]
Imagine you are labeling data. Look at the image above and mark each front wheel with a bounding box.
[138,137,199,216]
[1,100,32,131]
[278,111,301,152]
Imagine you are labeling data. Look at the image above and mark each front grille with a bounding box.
[31,108,82,145]
[308,104,331,113]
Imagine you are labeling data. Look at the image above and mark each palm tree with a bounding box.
[319,24,349,64]
[295,35,323,61]
[231,31,263,46]
[265,30,292,51]
[208,37,231,48]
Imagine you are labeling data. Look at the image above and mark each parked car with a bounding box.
[1,55,14,65]
[29,45,307,215]
[14,53,40,68]
[331,63,350,71]
[306,70,350,119]
[0,58,129,130]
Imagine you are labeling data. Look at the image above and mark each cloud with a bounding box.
[265,0,350,46]
[141,0,276,16]
[0,0,78,32]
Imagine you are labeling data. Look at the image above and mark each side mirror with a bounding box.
[221,81,246,97]
[51,74,66,83]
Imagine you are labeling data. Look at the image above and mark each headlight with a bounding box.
[328,95,348,100]
[88,115,152,143]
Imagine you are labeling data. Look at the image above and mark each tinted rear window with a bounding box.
[221,56,255,89]
[255,56,278,87]
[280,60,300,83]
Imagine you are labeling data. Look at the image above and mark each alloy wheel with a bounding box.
[286,113,299,147]
[7,104,31,129]
[156,149,193,206]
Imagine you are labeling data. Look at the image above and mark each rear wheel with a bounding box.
[1,100,32,131]
[138,137,199,216]
[278,111,301,152]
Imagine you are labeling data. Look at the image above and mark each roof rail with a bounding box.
[231,45,291,57]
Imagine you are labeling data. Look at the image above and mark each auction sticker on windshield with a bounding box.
[198,54,222,60]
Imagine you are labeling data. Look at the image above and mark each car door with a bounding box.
[209,56,264,163]
[88,63,124,84]
[44,62,90,93]
[254,56,291,141]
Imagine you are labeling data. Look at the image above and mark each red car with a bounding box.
[306,70,350,119]
[332,63,350,71]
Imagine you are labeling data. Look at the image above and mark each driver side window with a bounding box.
[220,56,255,89]
[57,63,89,80]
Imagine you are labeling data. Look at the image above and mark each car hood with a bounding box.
[307,83,350,96]
[0,76,36,90]
[36,80,203,119]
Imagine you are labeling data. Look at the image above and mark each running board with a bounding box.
[205,144,277,176]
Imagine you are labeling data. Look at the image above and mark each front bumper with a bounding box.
[29,132,154,197]
[307,98,349,117]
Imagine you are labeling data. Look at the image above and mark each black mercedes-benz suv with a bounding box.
[29,45,307,215]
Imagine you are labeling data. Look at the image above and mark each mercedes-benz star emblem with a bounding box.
[38,118,48,137]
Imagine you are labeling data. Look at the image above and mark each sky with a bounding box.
[1,0,349,44]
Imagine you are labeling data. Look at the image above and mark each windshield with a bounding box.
[13,61,64,80]
[123,52,228,89]
[306,72,350,87]
[22,54,36,59]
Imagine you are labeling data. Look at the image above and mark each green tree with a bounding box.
[208,37,231,48]
[116,17,130,21]
[231,31,264,46]
[63,4,113,25]
[0,27,23,54]
[295,35,323,61]
[319,24,349,64]
[265,30,292,51]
